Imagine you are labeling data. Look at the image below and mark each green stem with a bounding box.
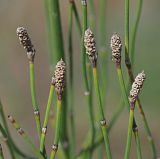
[68,1,76,158]
[0,100,35,159]
[99,0,108,105]
[50,99,62,159]
[72,1,82,35]
[92,67,112,159]
[116,67,142,158]
[46,0,64,65]
[124,109,134,159]
[124,0,156,156]
[80,1,95,158]
[77,97,125,158]
[136,99,157,159]
[29,63,41,139]
[40,85,54,153]
[0,124,15,159]
[8,116,44,159]
[134,129,142,159]
[0,144,4,159]
[130,0,143,65]
[88,0,96,33]
[125,0,130,62]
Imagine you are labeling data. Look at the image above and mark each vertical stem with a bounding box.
[46,0,65,64]
[88,0,96,32]
[50,99,62,159]
[45,1,69,156]
[125,0,130,60]
[116,67,142,158]
[124,109,134,159]
[40,85,54,153]
[72,1,82,35]
[134,129,142,159]
[130,0,143,65]
[124,0,156,156]
[99,0,108,105]
[80,1,95,158]
[92,67,112,159]
[68,1,76,158]
[29,63,41,139]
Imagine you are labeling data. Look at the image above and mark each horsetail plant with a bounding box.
[110,33,142,159]
[124,71,145,159]
[50,59,66,159]
[84,28,112,159]
[124,0,157,156]
[80,1,95,158]
[16,27,41,140]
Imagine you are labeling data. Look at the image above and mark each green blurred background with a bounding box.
[0,0,160,158]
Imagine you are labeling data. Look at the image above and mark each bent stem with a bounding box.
[0,123,15,159]
[92,67,112,159]
[40,85,55,153]
[0,100,34,159]
[29,62,41,139]
[8,116,44,159]
[50,99,62,159]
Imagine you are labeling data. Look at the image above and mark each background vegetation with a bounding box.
[0,0,160,158]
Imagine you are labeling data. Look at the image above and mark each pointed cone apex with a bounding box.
[52,59,66,100]
[16,27,35,62]
[110,33,122,65]
[129,71,146,104]
[84,28,97,67]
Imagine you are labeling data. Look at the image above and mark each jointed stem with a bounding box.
[0,100,35,159]
[29,62,41,139]
[50,99,62,159]
[8,116,44,159]
[80,1,95,158]
[92,67,112,159]
[40,85,55,153]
